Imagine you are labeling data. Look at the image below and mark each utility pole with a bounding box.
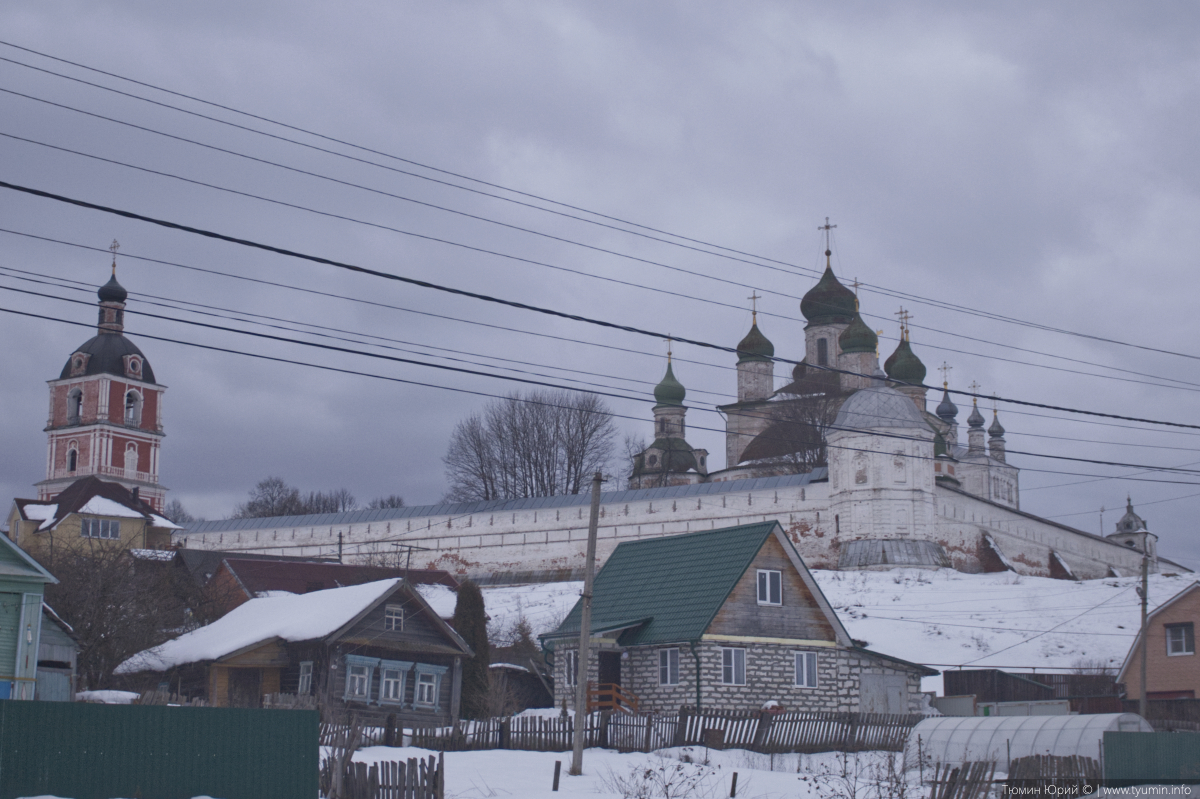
[570,472,603,777]
[1138,550,1149,718]
[338,531,343,563]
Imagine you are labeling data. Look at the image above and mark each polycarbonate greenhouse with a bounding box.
[904,714,1152,770]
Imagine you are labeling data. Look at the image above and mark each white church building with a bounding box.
[178,248,1182,582]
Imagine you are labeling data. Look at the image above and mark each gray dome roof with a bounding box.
[834,385,931,431]
[988,411,1005,438]
[967,401,986,428]
[936,388,958,421]
[61,334,156,383]
[98,273,128,303]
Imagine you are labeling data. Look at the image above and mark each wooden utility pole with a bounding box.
[570,472,603,776]
[1139,551,1149,718]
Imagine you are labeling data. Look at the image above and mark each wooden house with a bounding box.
[0,526,58,699]
[542,521,935,714]
[116,578,473,725]
[7,476,179,559]
[1118,581,1200,700]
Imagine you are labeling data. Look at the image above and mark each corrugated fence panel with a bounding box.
[0,702,317,799]
[1103,731,1200,786]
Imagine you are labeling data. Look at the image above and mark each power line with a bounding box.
[5,40,1196,365]
[5,97,1199,396]
[5,178,1200,434]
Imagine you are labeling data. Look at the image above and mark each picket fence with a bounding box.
[320,755,443,799]
[406,708,921,755]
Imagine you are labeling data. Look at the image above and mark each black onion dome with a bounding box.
[98,273,128,303]
[61,335,155,382]
[800,262,857,327]
[736,322,775,364]
[988,411,1005,438]
[936,388,958,421]
[967,400,985,428]
[887,339,927,384]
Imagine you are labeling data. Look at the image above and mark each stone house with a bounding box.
[542,521,935,714]
[116,578,472,724]
[1118,581,1199,700]
[7,476,178,560]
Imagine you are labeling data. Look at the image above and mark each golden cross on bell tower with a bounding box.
[109,239,120,274]
[938,362,952,389]
[850,277,861,310]
[664,334,673,363]
[895,307,912,340]
[818,216,837,255]
[747,292,761,323]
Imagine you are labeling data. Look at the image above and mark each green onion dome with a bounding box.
[885,338,927,384]
[800,257,858,327]
[653,361,686,407]
[838,312,878,354]
[736,321,775,364]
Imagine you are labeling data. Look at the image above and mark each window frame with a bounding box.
[794,651,818,688]
[1166,622,1195,656]
[721,647,746,686]
[757,569,782,606]
[380,668,405,703]
[297,661,313,695]
[81,518,120,540]
[415,672,437,705]
[384,604,404,632]
[346,664,370,700]
[659,648,680,686]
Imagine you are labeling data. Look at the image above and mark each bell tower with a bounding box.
[37,243,168,511]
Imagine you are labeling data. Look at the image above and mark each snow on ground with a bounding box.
[351,744,915,799]
[482,569,1198,694]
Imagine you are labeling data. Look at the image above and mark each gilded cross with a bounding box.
[938,362,952,389]
[875,329,884,357]
[895,307,912,340]
[663,335,673,363]
[747,292,761,322]
[109,239,120,273]
[969,380,982,405]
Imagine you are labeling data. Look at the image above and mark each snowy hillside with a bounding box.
[481,568,1197,694]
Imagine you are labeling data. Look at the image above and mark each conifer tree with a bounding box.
[451,579,491,718]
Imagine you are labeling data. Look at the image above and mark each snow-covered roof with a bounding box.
[78,496,148,519]
[15,476,180,532]
[117,578,404,674]
[416,583,457,619]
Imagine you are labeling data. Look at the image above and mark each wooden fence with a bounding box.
[404,709,920,755]
[321,755,443,799]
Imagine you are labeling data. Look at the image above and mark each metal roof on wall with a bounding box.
[184,469,826,534]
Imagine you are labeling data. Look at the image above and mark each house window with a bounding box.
[385,605,404,632]
[81,519,120,540]
[1166,623,1195,656]
[795,652,818,688]
[346,665,370,699]
[564,650,579,687]
[298,662,313,695]
[659,648,679,686]
[415,673,436,705]
[381,668,405,702]
[817,338,828,366]
[757,570,782,606]
[721,648,746,685]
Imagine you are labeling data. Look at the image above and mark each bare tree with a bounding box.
[743,392,843,474]
[232,477,305,518]
[443,390,617,502]
[303,488,358,514]
[367,494,406,509]
[161,498,196,524]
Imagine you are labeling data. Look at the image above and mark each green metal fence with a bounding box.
[0,701,318,799]
[1104,731,1200,785]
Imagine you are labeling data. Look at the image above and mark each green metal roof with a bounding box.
[547,521,781,647]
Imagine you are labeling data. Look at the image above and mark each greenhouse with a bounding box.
[904,713,1152,769]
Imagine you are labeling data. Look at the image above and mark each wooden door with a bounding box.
[228,668,262,708]
[598,651,621,687]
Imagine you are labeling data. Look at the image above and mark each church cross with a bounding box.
[969,380,981,405]
[939,362,952,389]
[818,217,837,251]
[747,291,761,322]
[109,239,120,273]
[664,335,673,363]
[875,329,884,357]
[895,307,912,340]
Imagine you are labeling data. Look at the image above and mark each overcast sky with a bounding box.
[2,2,1199,570]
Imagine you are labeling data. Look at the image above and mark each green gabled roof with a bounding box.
[547,521,783,647]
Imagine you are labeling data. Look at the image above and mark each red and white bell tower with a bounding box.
[37,245,167,511]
